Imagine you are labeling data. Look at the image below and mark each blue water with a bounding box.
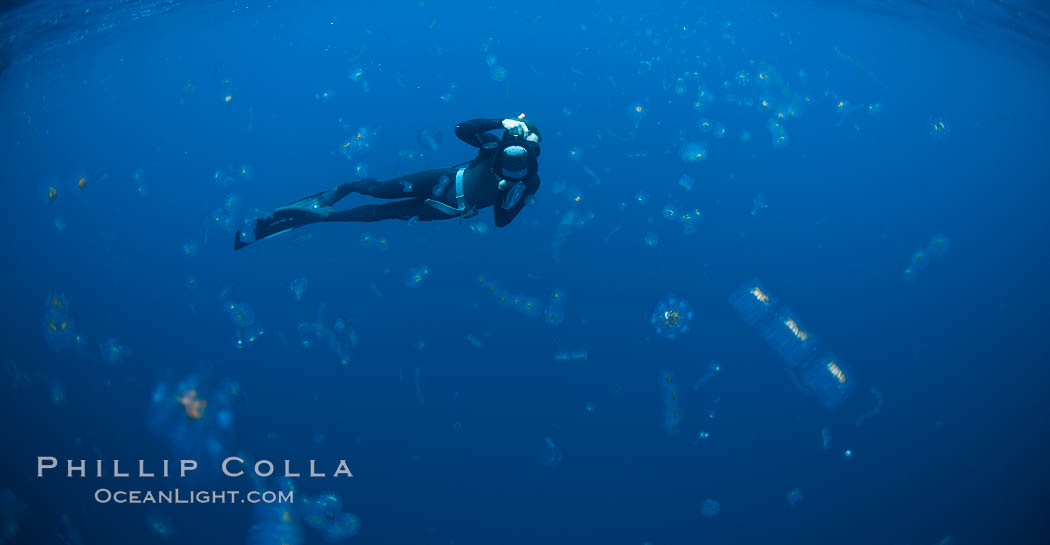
[2,1,1049,544]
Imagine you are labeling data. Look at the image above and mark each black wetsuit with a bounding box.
[235,119,540,250]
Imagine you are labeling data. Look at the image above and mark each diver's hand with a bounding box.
[501,118,528,137]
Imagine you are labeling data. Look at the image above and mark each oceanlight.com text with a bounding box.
[93,488,294,505]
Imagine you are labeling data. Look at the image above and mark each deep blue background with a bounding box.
[2,1,1049,544]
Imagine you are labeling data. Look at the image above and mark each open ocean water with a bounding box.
[1,1,1049,544]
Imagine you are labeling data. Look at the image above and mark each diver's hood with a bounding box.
[500,145,529,179]
[493,133,539,181]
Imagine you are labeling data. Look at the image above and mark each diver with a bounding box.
[234,116,541,250]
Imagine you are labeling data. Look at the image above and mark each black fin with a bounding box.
[234,209,323,251]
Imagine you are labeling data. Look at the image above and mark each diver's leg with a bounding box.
[321,198,452,223]
[324,169,456,203]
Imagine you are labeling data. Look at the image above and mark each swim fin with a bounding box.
[274,190,332,214]
[234,208,328,250]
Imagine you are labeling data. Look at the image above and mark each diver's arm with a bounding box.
[523,173,540,198]
[455,119,505,148]
[494,174,540,228]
